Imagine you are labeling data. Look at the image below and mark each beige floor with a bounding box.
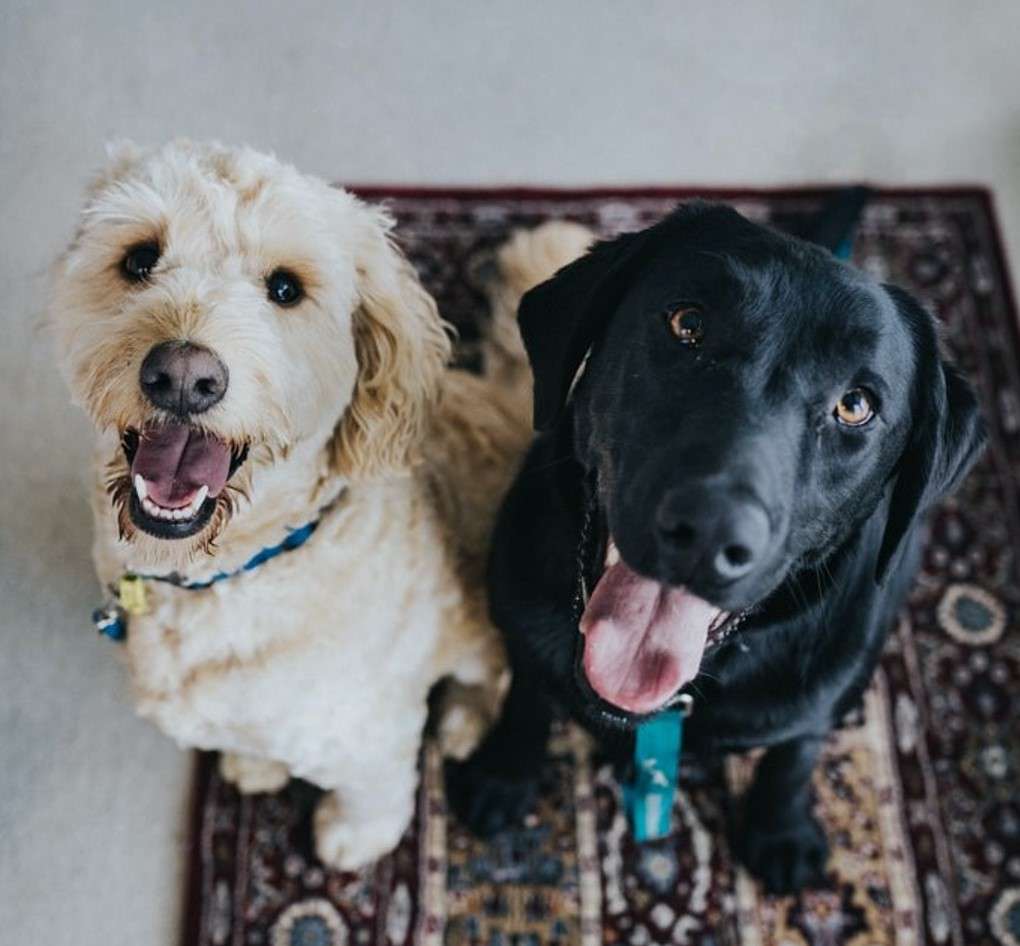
[2,2,1019,943]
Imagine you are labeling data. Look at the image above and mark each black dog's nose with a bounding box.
[656,485,771,583]
[140,341,228,415]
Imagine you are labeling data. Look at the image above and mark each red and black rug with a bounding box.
[182,188,1020,946]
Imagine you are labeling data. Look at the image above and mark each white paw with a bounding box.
[313,793,408,871]
[219,753,290,794]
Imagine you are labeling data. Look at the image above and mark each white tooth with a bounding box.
[192,485,209,512]
[142,497,157,516]
[133,475,148,502]
[173,508,186,520]
[605,540,620,567]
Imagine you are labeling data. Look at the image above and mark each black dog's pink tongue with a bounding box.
[131,424,232,508]
[579,558,721,714]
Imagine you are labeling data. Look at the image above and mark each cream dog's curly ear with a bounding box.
[331,203,453,479]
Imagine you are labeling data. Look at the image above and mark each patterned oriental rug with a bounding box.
[182,188,1020,946]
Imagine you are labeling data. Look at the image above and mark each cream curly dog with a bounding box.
[51,140,591,869]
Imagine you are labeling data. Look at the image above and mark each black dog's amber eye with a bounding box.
[121,242,160,283]
[834,388,875,427]
[266,269,304,307]
[667,305,704,345]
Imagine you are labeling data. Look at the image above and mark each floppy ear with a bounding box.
[331,203,452,479]
[875,286,986,580]
[518,226,654,430]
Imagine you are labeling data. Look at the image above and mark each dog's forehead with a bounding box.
[618,235,915,396]
[631,236,880,331]
[81,144,355,266]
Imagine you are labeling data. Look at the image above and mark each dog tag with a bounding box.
[118,575,149,616]
[622,696,691,841]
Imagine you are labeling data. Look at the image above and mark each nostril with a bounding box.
[723,544,752,568]
[662,522,697,548]
[143,370,171,391]
[714,542,756,579]
[194,377,219,397]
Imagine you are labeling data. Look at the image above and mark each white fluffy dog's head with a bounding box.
[52,140,450,568]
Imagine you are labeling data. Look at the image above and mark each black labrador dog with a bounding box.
[447,200,986,894]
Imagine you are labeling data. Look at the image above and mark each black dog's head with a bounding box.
[519,202,984,716]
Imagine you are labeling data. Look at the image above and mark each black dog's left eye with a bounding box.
[833,388,875,427]
[667,305,705,345]
[266,269,304,307]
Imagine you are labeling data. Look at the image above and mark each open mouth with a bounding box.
[121,424,248,539]
[576,524,746,718]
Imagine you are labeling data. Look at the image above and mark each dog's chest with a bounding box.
[121,511,454,757]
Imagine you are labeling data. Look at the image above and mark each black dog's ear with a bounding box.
[875,286,986,581]
[518,226,654,430]
[518,198,832,430]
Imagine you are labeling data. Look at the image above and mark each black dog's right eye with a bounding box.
[121,242,160,283]
[667,305,705,345]
[833,388,875,427]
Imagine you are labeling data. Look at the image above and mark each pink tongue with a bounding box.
[580,559,720,714]
[131,424,232,508]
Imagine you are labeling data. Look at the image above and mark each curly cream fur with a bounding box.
[51,139,591,869]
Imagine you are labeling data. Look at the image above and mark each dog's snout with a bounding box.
[140,341,228,416]
[656,484,771,584]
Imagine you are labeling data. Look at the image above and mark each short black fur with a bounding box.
[447,199,986,894]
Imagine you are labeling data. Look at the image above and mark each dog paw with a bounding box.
[734,812,830,895]
[219,753,290,794]
[444,756,538,838]
[436,703,490,761]
[313,793,406,871]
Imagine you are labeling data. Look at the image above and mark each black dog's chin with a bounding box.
[571,652,682,730]
[128,491,217,540]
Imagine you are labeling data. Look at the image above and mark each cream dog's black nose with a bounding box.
[140,341,228,415]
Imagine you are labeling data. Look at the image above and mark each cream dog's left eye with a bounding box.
[266,269,304,307]
[121,242,160,283]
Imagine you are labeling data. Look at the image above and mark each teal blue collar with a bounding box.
[623,695,693,841]
[143,517,321,591]
[92,506,333,643]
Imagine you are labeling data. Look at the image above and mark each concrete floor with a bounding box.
[2,2,1019,943]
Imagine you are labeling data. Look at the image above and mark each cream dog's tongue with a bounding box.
[579,553,721,714]
[132,424,232,508]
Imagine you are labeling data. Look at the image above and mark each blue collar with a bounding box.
[142,518,321,590]
[92,505,333,642]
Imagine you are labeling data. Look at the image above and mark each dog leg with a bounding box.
[219,752,290,794]
[444,671,553,836]
[312,750,419,871]
[732,736,829,894]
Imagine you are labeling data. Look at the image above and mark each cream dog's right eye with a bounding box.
[121,242,160,283]
[266,268,304,307]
